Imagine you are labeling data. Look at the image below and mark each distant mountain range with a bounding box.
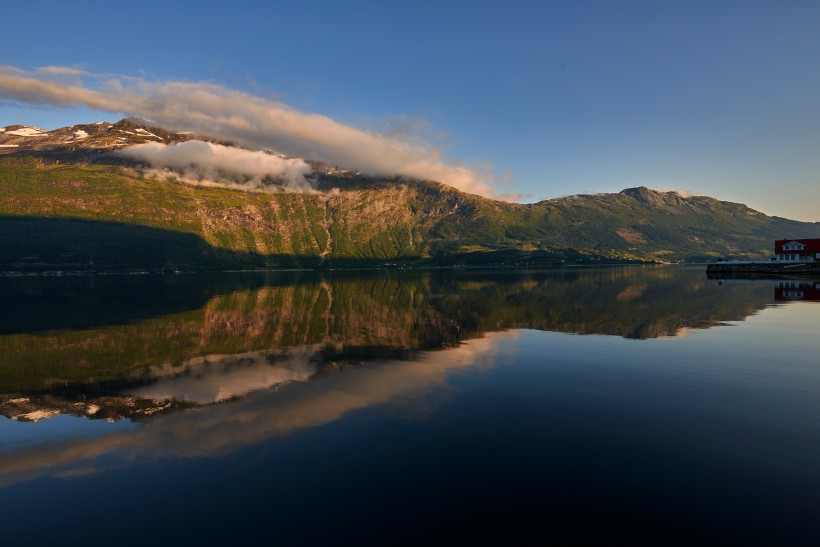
[2,119,819,271]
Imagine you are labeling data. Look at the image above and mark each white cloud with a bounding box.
[118,141,315,193]
[36,66,90,76]
[0,66,504,198]
[654,186,698,198]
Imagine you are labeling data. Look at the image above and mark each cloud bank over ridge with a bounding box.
[119,141,315,193]
[0,66,498,197]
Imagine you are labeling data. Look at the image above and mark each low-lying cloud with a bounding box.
[654,186,697,198]
[0,66,500,198]
[119,141,315,193]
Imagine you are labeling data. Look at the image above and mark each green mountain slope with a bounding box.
[1,153,818,271]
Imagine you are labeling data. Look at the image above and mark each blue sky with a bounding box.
[2,0,819,220]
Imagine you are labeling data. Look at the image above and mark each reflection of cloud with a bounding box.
[128,347,320,404]
[616,284,647,302]
[656,327,693,340]
[0,334,504,488]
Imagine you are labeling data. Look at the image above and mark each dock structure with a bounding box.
[706,260,820,277]
[707,238,820,277]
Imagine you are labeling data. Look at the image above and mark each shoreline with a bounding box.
[706,261,820,278]
[0,261,662,277]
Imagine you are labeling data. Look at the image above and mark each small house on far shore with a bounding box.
[775,239,820,262]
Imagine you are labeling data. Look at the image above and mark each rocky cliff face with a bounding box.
[620,186,689,207]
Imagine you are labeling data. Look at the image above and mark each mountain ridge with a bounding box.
[1,119,819,271]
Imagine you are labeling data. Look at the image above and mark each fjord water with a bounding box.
[1,267,818,544]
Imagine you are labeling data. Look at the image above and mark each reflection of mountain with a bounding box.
[0,267,774,396]
[0,333,504,487]
[0,267,789,486]
[0,348,323,423]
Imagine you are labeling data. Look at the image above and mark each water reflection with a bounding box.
[0,268,785,424]
[0,268,800,478]
[774,280,820,301]
[0,267,774,391]
[129,347,320,404]
[0,333,505,487]
[1,267,818,542]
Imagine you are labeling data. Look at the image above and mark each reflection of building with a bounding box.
[774,281,820,301]
[775,239,820,262]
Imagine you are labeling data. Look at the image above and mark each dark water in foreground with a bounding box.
[0,267,818,544]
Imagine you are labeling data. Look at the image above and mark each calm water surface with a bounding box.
[0,267,818,544]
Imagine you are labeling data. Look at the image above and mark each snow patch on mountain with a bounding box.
[7,126,47,137]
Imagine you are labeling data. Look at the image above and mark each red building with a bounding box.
[774,239,820,262]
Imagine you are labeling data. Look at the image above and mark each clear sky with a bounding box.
[2,0,819,220]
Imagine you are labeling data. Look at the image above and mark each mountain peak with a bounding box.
[620,186,687,207]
